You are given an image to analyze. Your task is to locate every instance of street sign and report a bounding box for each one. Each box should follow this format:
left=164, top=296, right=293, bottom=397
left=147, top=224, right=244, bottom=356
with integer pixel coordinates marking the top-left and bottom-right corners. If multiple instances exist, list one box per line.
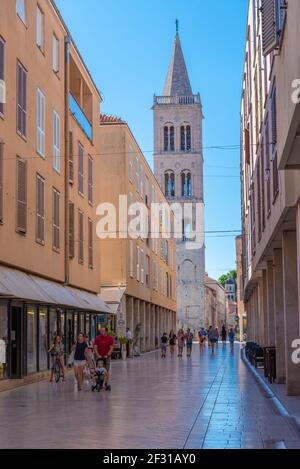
left=118, top=319, right=125, bottom=327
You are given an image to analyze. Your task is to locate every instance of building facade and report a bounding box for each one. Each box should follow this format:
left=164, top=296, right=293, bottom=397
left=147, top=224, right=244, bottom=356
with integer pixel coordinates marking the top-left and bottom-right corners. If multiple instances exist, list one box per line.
left=241, top=0, right=300, bottom=395
left=204, top=275, right=227, bottom=331
left=0, top=0, right=111, bottom=386
left=236, top=235, right=246, bottom=339
left=153, top=26, right=205, bottom=331
left=98, top=116, right=177, bottom=353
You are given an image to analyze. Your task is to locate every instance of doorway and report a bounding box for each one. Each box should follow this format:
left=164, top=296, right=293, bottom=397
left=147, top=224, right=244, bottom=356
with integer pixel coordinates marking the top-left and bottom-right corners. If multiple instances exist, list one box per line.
left=10, top=305, right=22, bottom=378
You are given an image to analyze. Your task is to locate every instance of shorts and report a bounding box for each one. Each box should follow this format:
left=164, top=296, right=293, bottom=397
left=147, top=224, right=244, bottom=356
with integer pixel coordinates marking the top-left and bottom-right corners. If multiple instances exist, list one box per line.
left=161, top=344, right=167, bottom=352
left=210, top=338, right=216, bottom=344
left=187, top=343, right=193, bottom=349
left=101, top=357, right=111, bottom=372
left=74, top=360, right=86, bottom=368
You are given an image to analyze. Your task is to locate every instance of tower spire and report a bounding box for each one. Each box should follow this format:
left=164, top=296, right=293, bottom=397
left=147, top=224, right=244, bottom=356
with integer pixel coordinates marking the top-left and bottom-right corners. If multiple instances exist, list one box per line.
left=163, top=23, right=193, bottom=97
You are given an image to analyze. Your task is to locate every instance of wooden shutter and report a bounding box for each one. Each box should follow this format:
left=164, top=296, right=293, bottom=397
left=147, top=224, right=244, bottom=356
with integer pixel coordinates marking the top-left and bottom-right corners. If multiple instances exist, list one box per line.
left=262, top=0, right=279, bottom=56
left=88, top=156, right=93, bottom=204
left=272, top=152, right=279, bottom=199
left=78, top=210, right=84, bottom=264
left=53, top=189, right=60, bottom=251
left=78, top=142, right=84, bottom=195
left=0, top=37, right=4, bottom=115
left=17, top=62, right=27, bottom=137
left=244, top=127, right=250, bottom=165
left=69, top=202, right=75, bottom=258
left=0, top=140, right=4, bottom=222
left=37, top=88, right=45, bottom=156
left=36, top=175, right=45, bottom=243
left=88, top=218, right=93, bottom=268
left=53, top=111, right=60, bottom=171
left=69, top=131, right=74, bottom=184
left=271, top=88, right=277, bottom=148
left=16, top=157, right=27, bottom=233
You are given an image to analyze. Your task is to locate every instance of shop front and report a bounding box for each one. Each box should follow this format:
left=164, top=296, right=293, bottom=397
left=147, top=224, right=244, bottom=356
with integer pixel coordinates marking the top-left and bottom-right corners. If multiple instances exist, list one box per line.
left=0, top=266, right=112, bottom=383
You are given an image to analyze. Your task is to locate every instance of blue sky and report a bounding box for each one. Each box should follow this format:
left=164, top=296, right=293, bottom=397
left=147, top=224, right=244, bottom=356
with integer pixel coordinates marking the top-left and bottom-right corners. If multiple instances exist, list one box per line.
left=56, top=0, right=248, bottom=279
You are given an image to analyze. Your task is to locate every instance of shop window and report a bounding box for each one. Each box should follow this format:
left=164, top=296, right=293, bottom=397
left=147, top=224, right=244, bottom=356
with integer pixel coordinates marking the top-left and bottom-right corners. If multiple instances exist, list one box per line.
left=0, top=302, right=8, bottom=380
left=39, top=307, right=48, bottom=371
left=49, top=308, right=58, bottom=343
left=27, top=307, right=37, bottom=374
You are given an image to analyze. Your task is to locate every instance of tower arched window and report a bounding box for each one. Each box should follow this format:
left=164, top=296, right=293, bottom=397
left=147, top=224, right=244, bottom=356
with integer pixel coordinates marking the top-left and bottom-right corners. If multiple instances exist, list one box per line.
left=181, top=170, right=192, bottom=197
left=165, top=170, right=175, bottom=197
left=163, top=125, right=175, bottom=152
left=180, top=125, right=192, bottom=151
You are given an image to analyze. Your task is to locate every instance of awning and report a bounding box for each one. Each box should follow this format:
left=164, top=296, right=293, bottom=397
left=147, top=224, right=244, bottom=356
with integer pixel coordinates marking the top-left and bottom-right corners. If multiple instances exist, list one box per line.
left=0, top=265, right=112, bottom=314
left=99, top=286, right=126, bottom=313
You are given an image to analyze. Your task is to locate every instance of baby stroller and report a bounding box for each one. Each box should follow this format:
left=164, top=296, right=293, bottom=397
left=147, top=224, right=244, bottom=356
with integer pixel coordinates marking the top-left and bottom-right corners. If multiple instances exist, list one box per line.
left=91, top=368, right=106, bottom=392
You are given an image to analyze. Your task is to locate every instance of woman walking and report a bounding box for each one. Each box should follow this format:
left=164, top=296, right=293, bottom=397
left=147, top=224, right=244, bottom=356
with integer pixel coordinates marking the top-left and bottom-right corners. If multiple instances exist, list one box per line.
left=169, top=330, right=177, bottom=355
left=48, top=335, right=65, bottom=382
left=177, top=329, right=185, bottom=357
left=221, top=325, right=227, bottom=345
left=208, top=327, right=217, bottom=354
left=73, top=332, right=88, bottom=391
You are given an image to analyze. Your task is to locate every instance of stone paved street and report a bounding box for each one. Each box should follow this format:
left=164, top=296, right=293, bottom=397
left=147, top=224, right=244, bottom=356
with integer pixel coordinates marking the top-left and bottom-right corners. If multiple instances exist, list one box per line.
left=0, top=343, right=300, bottom=449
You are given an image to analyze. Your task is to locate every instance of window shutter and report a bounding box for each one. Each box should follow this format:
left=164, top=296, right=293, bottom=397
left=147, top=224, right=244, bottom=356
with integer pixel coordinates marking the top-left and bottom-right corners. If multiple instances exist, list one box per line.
left=78, top=210, right=84, bottom=264
left=37, top=89, right=45, bottom=156
left=69, top=131, right=74, bottom=184
left=36, top=7, right=44, bottom=49
left=0, top=38, right=4, bottom=115
left=17, top=62, right=27, bottom=137
left=136, top=246, right=140, bottom=281
left=16, top=158, right=27, bottom=233
left=69, top=202, right=75, bottom=258
left=0, top=140, right=4, bottom=222
left=88, top=156, right=93, bottom=204
left=244, top=127, right=250, bottom=165
left=53, top=111, right=60, bottom=172
left=36, top=175, right=45, bottom=243
left=53, top=189, right=60, bottom=251
left=261, top=0, right=284, bottom=56
left=52, top=35, right=59, bottom=73
left=78, top=142, right=84, bottom=195
left=88, top=218, right=93, bottom=268
left=271, top=88, right=277, bottom=148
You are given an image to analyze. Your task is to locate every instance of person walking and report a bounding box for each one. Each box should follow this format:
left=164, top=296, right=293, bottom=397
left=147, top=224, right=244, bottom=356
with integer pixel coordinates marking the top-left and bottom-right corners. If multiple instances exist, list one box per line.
left=221, top=325, right=227, bottom=345
left=207, top=326, right=212, bottom=348
left=228, top=328, right=235, bottom=352
left=161, top=333, right=168, bottom=358
left=93, top=326, right=114, bottom=391
left=177, top=329, right=185, bottom=357
left=73, top=332, right=88, bottom=391
left=198, top=327, right=206, bottom=349
left=126, top=327, right=133, bottom=358
left=186, top=329, right=194, bottom=357
left=208, top=327, right=217, bottom=354
left=215, top=327, right=220, bottom=347
left=169, top=330, right=177, bottom=355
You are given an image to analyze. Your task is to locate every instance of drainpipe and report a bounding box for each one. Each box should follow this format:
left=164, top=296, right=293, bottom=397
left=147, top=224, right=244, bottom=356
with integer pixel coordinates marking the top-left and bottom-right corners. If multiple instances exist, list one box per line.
left=64, top=35, right=71, bottom=286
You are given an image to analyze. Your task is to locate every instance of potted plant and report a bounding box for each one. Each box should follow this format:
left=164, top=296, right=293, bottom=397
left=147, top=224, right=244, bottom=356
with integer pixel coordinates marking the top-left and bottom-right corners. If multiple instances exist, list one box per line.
left=119, top=336, right=128, bottom=360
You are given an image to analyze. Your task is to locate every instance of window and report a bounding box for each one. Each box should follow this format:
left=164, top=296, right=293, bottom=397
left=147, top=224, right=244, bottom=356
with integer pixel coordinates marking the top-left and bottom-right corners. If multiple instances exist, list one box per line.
left=69, top=202, right=75, bottom=258
left=0, top=37, right=4, bottom=116
left=272, top=152, right=279, bottom=200
left=181, top=171, right=192, bottom=197
left=153, top=261, right=158, bottom=290
left=164, top=125, right=175, bottom=152
left=136, top=245, right=140, bottom=281
left=129, top=146, right=133, bottom=182
left=78, top=142, right=84, bottom=195
left=261, top=0, right=287, bottom=56
left=129, top=240, right=133, bottom=277
left=135, top=157, right=139, bottom=192
left=180, top=126, right=185, bottom=151
left=0, top=140, right=3, bottom=222
left=164, top=170, right=175, bottom=197
left=53, top=110, right=60, bottom=172
left=36, top=6, right=44, bottom=51
left=52, top=35, right=59, bottom=73
left=186, top=126, right=191, bottom=150
left=16, top=0, right=26, bottom=24
left=88, top=156, right=93, bottom=204
left=52, top=188, right=60, bottom=251
left=181, top=125, right=192, bottom=151
left=145, top=176, right=150, bottom=207
left=170, top=126, right=175, bottom=151
left=88, top=218, right=93, bottom=268
left=164, top=126, right=169, bottom=151
left=36, top=174, right=45, bottom=244
left=69, top=131, right=74, bottom=184
left=78, top=210, right=84, bottom=264
left=260, top=141, right=266, bottom=231
left=140, top=164, right=143, bottom=198
left=140, top=248, right=144, bottom=284
left=265, top=119, right=271, bottom=215
left=38, top=307, right=48, bottom=371
left=16, top=157, right=27, bottom=233
left=27, top=307, right=37, bottom=374
left=146, top=255, right=150, bottom=287
left=17, top=61, right=27, bottom=138
left=36, top=88, right=45, bottom=157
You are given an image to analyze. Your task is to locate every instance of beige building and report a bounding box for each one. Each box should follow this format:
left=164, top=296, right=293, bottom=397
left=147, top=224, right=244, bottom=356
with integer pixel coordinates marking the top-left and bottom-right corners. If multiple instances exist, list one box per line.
left=204, top=274, right=227, bottom=331
left=241, top=0, right=300, bottom=395
left=0, top=0, right=110, bottom=386
left=98, top=115, right=177, bottom=352
left=235, top=235, right=246, bottom=339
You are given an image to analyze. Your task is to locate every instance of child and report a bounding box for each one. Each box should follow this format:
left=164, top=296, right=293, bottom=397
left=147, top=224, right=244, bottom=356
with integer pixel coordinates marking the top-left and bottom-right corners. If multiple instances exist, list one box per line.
left=228, top=328, right=235, bottom=351
left=92, top=358, right=108, bottom=392
left=186, top=330, right=194, bottom=357
left=161, top=333, right=168, bottom=358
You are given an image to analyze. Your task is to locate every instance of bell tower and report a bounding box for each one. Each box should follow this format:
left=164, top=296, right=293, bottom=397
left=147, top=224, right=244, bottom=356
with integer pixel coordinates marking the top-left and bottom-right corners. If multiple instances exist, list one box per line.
left=153, top=21, right=205, bottom=330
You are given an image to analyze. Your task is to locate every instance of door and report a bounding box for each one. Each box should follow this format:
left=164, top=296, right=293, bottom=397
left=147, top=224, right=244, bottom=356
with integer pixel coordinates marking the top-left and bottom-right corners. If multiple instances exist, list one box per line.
left=10, top=305, right=22, bottom=378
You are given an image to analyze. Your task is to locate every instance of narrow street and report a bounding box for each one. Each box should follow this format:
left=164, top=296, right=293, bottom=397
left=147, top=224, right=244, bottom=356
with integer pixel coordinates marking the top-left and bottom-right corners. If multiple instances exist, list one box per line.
left=0, top=344, right=299, bottom=449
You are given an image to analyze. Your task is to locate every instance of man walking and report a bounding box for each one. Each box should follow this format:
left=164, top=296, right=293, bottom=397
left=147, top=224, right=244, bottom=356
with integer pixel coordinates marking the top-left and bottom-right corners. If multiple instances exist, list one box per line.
left=94, top=327, right=114, bottom=391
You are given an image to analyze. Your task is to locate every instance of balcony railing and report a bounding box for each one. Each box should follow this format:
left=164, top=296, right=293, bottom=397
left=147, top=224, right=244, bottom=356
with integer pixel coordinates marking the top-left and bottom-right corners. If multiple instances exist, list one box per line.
left=153, top=94, right=200, bottom=106
left=69, top=93, right=92, bottom=141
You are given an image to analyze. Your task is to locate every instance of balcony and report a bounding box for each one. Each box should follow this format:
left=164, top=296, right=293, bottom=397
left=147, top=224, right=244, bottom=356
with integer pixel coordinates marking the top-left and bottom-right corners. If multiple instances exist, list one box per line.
left=69, top=93, right=92, bottom=141
left=153, top=94, right=200, bottom=106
